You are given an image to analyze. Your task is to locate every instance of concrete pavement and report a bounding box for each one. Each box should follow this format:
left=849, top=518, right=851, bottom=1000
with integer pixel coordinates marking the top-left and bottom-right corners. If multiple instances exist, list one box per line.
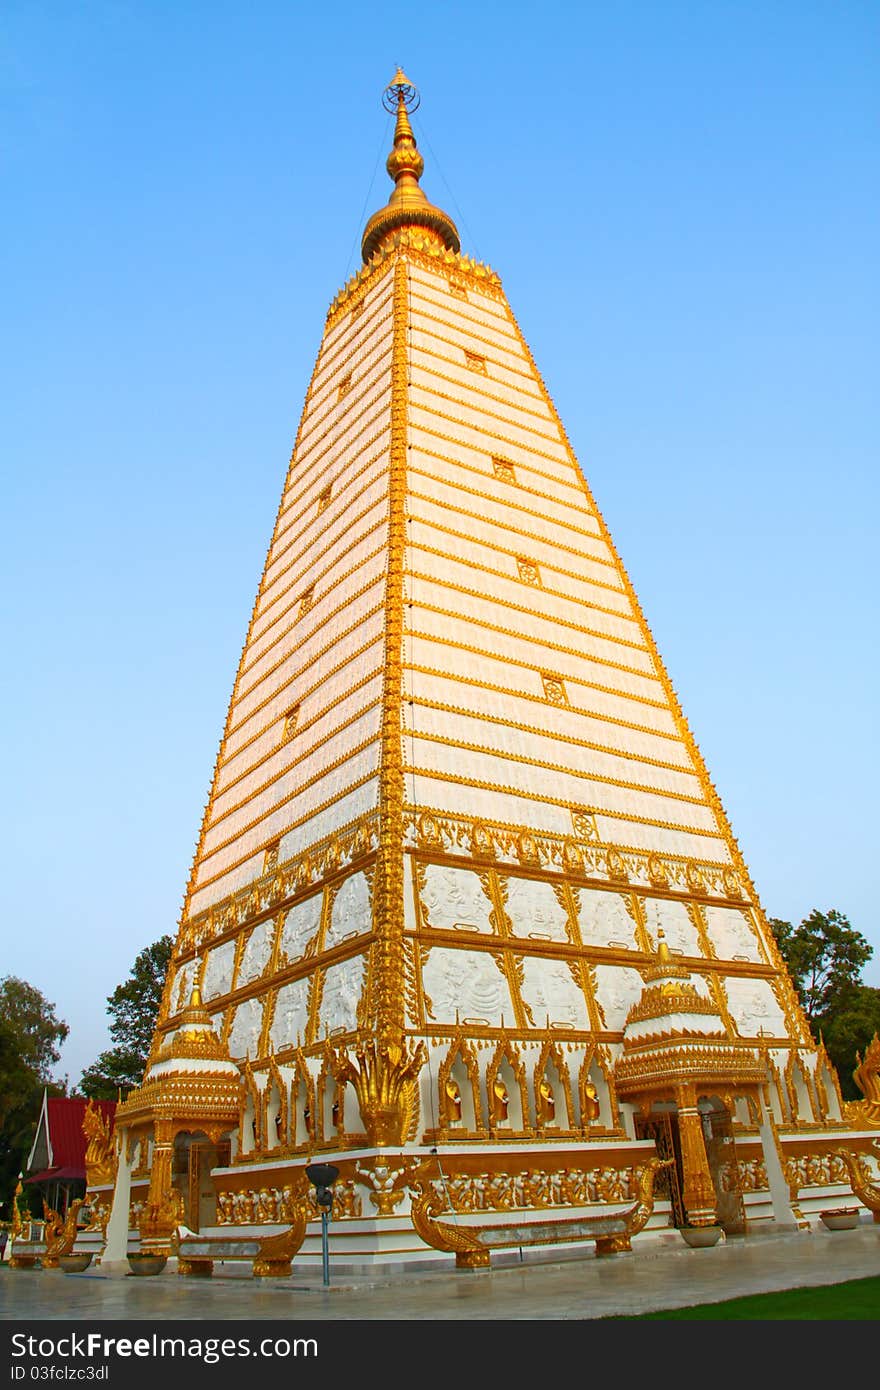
left=1, top=1224, right=878, bottom=1321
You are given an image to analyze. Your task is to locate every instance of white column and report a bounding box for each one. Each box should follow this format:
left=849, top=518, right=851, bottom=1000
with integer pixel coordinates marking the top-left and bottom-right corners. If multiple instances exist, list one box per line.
left=100, top=1128, right=134, bottom=1271
left=757, top=1095, right=801, bottom=1230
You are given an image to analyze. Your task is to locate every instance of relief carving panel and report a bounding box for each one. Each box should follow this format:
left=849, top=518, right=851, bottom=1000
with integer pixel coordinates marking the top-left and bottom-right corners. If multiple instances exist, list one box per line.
left=422, top=946, right=512, bottom=1026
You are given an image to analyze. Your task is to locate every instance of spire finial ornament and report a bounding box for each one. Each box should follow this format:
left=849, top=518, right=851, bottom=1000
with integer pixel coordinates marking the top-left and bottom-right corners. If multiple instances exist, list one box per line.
left=361, top=69, right=460, bottom=263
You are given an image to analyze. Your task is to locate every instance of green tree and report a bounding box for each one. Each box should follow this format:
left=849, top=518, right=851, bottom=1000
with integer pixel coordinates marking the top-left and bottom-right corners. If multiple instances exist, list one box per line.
left=0, top=977, right=69, bottom=1081
left=817, top=984, right=880, bottom=1102
left=78, top=936, right=173, bottom=1099
left=769, top=909, right=872, bottom=1022
left=0, top=978, right=69, bottom=1220
left=769, top=909, right=878, bottom=1100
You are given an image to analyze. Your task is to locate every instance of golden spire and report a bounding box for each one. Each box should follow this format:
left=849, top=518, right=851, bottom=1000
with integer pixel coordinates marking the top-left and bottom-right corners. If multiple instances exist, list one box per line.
left=361, top=69, right=460, bottom=263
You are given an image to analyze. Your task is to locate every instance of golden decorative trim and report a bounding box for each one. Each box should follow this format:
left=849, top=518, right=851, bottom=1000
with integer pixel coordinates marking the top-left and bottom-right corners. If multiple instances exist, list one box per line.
left=370, top=253, right=410, bottom=1047
left=225, top=626, right=383, bottom=752
left=410, top=421, right=592, bottom=503
left=183, top=805, right=378, bottom=928
left=215, top=683, right=381, bottom=811
left=406, top=1156, right=667, bottom=1268
left=200, top=733, right=378, bottom=857
left=412, top=378, right=562, bottom=449
left=255, top=514, right=387, bottom=650
left=406, top=729, right=705, bottom=809
left=407, top=565, right=646, bottom=653
left=259, top=481, right=388, bottom=625
left=408, top=513, right=625, bottom=596
left=209, top=698, right=381, bottom=831
left=402, top=766, right=722, bottom=842
left=408, top=603, right=656, bottom=684
left=271, top=435, right=391, bottom=559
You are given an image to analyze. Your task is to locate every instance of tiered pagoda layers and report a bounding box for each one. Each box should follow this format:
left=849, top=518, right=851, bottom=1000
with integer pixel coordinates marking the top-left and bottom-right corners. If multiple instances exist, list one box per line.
left=105, top=72, right=880, bottom=1268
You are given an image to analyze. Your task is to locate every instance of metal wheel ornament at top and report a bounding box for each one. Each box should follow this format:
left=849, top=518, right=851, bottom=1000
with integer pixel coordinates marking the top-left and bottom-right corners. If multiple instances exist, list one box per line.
left=382, top=68, right=420, bottom=113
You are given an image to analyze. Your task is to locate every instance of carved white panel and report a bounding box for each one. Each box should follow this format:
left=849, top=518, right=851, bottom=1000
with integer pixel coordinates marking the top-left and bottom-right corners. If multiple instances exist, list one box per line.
left=519, top=957, right=589, bottom=1029
left=421, top=947, right=512, bottom=1027
left=641, top=897, right=703, bottom=957
left=227, top=996, right=264, bottom=1060
left=201, top=940, right=237, bottom=1001
left=576, top=888, right=637, bottom=949
left=170, top=959, right=198, bottom=1013
left=592, top=965, right=645, bottom=1032
left=502, top=877, right=569, bottom=942
left=724, top=977, right=787, bottom=1037
left=269, top=979, right=311, bottom=1053
left=325, top=871, right=370, bottom=949
left=237, top=921, right=274, bottom=987
left=703, top=906, right=764, bottom=964
left=318, top=954, right=366, bottom=1037
left=280, top=893, right=323, bottom=964
left=418, top=864, right=494, bottom=934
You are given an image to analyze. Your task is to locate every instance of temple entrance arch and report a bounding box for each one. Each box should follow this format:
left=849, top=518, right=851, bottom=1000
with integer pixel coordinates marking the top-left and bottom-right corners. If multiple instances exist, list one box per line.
left=633, top=1109, right=686, bottom=1227
left=171, top=1131, right=232, bottom=1233
left=701, top=1096, right=746, bottom=1235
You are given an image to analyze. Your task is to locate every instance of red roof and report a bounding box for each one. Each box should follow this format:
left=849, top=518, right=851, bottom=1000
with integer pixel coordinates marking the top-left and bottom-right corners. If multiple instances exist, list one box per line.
left=25, top=1097, right=116, bottom=1184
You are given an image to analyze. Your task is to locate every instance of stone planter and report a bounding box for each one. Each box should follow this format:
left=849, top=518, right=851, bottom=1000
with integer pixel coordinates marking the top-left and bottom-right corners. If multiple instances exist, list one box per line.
left=820, top=1208, right=860, bottom=1231
left=127, top=1254, right=168, bottom=1276
left=59, top=1253, right=93, bottom=1273
left=680, top=1224, right=723, bottom=1248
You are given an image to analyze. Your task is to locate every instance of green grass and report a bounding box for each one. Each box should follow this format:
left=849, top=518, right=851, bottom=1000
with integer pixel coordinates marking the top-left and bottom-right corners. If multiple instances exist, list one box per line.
left=609, top=1274, right=880, bottom=1319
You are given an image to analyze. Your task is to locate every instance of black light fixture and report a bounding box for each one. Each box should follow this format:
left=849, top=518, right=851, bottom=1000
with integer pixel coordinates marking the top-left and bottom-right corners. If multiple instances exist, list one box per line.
left=305, top=1163, right=339, bottom=1285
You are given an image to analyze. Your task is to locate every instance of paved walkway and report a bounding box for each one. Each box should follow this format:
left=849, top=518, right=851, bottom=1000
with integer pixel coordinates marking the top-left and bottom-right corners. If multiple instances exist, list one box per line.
left=2, top=1225, right=878, bottom=1321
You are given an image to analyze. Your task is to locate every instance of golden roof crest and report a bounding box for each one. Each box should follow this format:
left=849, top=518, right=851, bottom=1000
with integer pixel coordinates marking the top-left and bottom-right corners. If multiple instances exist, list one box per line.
left=361, top=69, right=460, bottom=263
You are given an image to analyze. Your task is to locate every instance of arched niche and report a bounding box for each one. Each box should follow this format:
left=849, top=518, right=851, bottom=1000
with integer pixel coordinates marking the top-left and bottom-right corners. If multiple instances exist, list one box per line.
left=786, top=1053, right=818, bottom=1124
left=533, top=1042, right=575, bottom=1134
left=763, top=1053, right=788, bottom=1124
left=238, top=1061, right=261, bottom=1158
left=433, top=1036, right=485, bottom=1140
left=578, top=1048, right=617, bottom=1133
left=485, top=1040, right=530, bottom=1137
left=290, top=1050, right=316, bottom=1151
left=317, top=1050, right=342, bottom=1145
left=263, top=1057, right=287, bottom=1151
left=813, top=1047, right=843, bottom=1122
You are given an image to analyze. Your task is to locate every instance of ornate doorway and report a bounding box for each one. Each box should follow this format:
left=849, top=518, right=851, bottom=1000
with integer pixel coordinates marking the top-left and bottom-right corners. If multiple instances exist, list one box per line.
left=704, top=1106, right=746, bottom=1234
left=634, top=1112, right=686, bottom=1227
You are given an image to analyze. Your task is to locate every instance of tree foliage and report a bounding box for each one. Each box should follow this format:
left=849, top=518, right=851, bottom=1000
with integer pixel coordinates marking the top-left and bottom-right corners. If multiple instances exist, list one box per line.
left=0, top=978, right=69, bottom=1220
left=78, top=936, right=173, bottom=1099
left=769, top=909, right=879, bottom=1099
left=0, top=977, right=69, bottom=1083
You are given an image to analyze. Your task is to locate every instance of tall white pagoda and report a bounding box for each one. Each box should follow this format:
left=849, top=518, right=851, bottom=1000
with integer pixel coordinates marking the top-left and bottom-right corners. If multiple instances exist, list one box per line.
left=103, top=71, right=879, bottom=1270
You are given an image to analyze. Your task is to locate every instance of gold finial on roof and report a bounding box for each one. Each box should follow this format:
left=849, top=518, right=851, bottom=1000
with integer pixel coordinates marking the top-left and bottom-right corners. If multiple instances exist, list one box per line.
left=655, top=928, right=672, bottom=966
left=361, top=69, right=460, bottom=263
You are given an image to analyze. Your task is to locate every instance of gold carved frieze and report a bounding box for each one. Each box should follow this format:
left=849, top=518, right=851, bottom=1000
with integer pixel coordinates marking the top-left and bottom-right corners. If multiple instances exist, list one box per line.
left=216, top=1180, right=362, bottom=1225
left=783, top=1150, right=849, bottom=1193
left=405, top=808, right=744, bottom=909
left=174, top=811, right=381, bottom=979
left=407, top=1160, right=642, bottom=1216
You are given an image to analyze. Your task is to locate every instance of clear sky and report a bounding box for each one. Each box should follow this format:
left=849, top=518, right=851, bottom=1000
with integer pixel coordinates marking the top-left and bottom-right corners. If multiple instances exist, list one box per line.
left=2, top=1, right=877, bottom=1087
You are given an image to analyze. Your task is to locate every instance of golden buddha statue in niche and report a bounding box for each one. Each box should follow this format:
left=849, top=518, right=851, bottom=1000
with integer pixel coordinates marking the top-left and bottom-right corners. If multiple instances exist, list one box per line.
left=537, top=1078, right=556, bottom=1123
left=491, top=1076, right=510, bottom=1124
left=444, top=1076, right=463, bottom=1123
left=583, top=1080, right=600, bottom=1122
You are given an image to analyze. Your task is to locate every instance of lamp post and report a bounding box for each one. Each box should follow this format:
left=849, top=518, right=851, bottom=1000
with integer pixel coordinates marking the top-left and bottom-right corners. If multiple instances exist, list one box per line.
left=305, top=1163, right=339, bottom=1286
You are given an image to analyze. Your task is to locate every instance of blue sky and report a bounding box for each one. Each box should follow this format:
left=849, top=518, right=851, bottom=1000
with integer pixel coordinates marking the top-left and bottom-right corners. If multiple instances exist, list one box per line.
left=2, top=1, right=877, bottom=1086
